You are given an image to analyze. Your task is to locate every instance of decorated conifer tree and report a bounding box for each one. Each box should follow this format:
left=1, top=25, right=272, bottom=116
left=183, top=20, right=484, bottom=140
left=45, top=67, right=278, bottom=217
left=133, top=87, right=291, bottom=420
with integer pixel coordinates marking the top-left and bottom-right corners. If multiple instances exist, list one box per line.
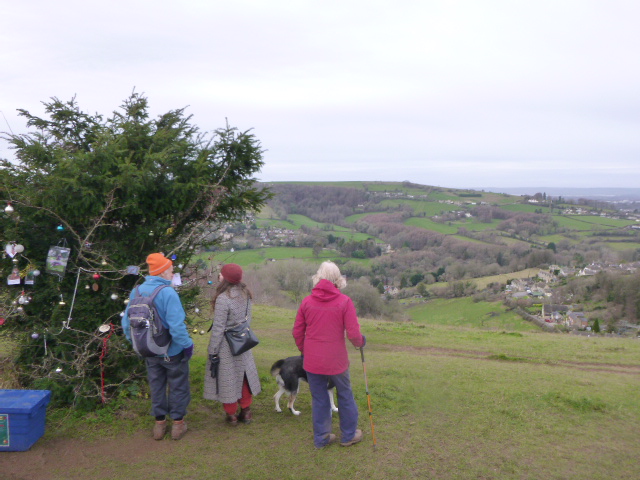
left=0, top=93, right=270, bottom=409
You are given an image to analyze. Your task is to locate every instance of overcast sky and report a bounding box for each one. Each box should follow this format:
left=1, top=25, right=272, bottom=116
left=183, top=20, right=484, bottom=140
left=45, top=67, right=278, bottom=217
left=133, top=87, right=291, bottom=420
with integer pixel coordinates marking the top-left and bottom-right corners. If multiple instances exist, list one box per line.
left=1, top=1, right=639, bottom=189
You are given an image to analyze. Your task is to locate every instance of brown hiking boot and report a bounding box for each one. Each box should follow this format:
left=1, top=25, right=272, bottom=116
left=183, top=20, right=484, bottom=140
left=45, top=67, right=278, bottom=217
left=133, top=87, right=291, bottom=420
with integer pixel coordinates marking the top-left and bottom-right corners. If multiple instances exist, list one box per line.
left=171, top=420, right=188, bottom=440
left=238, top=407, right=253, bottom=424
left=226, top=414, right=238, bottom=426
left=315, top=433, right=337, bottom=449
left=153, top=420, right=167, bottom=440
left=340, top=429, right=363, bottom=447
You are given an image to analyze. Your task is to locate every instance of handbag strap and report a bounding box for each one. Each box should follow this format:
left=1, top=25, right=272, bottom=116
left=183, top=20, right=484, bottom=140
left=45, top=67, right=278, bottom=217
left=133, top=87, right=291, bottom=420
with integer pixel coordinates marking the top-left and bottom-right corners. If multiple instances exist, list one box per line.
left=226, top=298, right=250, bottom=330
left=210, top=297, right=250, bottom=333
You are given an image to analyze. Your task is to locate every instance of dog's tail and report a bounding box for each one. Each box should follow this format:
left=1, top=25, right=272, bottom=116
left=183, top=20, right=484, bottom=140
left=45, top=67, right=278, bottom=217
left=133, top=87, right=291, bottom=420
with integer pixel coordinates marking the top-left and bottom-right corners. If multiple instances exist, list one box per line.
left=270, top=359, right=285, bottom=376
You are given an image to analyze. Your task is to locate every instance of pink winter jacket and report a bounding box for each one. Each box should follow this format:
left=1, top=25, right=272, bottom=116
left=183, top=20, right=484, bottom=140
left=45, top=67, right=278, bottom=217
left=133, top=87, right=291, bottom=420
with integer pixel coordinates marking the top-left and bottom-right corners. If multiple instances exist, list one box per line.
left=293, top=279, right=365, bottom=375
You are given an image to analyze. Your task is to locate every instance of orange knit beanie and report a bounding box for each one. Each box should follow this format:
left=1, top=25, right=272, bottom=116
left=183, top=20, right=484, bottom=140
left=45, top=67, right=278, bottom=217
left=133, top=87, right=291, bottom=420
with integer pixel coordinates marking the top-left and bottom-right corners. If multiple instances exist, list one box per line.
left=146, top=253, right=173, bottom=276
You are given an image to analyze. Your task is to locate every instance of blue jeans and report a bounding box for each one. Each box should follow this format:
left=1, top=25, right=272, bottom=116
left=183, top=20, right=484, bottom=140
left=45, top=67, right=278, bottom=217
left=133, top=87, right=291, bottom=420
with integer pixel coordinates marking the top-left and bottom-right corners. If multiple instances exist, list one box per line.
left=146, top=352, right=191, bottom=420
left=307, top=370, right=359, bottom=448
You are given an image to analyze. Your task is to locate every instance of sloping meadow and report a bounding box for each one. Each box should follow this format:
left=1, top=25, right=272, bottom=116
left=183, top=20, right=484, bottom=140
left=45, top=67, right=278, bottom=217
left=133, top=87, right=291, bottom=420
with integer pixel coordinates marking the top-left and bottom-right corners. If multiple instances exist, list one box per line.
left=4, top=305, right=640, bottom=479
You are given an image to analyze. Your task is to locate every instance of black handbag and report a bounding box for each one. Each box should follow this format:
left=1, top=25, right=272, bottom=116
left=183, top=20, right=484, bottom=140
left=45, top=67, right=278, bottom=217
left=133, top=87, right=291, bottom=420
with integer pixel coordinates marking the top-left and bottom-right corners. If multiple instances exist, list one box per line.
left=224, top=300, right=259, bottom=356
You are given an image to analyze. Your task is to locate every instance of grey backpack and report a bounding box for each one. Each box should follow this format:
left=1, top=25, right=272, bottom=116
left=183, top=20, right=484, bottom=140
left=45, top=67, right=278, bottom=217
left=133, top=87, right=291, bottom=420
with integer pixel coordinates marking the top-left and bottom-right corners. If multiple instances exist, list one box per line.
left=128, top=285, right=172, bottom=357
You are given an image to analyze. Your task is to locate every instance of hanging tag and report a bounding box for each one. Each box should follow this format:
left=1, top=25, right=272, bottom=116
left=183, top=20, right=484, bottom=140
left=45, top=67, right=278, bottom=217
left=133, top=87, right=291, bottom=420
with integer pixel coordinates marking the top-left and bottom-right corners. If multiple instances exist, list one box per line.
left=126, top=265, right=140, bottom=275
left=4, top=244, right=16, bottom=258
left=46, top=246, right=71, bottom=278
left=7, top=267, right=21, bottom=285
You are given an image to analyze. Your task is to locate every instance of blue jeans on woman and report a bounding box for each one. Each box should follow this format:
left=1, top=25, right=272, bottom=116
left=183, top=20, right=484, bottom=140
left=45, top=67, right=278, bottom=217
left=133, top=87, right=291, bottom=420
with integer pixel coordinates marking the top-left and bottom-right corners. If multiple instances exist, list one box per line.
left=307, top=369, right=359, bottom=448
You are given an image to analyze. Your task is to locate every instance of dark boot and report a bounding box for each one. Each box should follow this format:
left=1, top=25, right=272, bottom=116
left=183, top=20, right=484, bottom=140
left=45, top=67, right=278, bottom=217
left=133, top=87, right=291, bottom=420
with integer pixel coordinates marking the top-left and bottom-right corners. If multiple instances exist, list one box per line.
left=226, top=414, right=238, bottom=426
left=238, top=407, right=253, bottom=424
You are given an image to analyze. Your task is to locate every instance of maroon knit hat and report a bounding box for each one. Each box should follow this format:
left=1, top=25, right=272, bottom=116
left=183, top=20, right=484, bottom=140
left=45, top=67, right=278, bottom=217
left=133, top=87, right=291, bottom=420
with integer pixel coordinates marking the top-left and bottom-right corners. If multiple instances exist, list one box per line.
left=221, top=263, right=243, bottom=284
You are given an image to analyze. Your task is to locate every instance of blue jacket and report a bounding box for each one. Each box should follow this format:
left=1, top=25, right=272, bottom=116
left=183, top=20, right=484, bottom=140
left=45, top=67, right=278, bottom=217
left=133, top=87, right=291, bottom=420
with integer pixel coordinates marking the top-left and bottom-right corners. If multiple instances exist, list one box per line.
left=121, top=276, right=193, bottom=357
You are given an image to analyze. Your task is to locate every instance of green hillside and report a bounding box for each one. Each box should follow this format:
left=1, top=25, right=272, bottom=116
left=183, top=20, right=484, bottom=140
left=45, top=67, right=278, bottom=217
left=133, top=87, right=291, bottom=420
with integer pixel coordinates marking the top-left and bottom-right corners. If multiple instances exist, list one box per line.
left=5, top=305, right=640, bottom=479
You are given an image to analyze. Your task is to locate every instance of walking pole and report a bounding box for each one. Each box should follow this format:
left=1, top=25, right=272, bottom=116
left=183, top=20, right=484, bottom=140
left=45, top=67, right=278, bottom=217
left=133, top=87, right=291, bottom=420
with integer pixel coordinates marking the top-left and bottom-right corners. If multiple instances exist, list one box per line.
left=360, top=346, right=377, bottom=450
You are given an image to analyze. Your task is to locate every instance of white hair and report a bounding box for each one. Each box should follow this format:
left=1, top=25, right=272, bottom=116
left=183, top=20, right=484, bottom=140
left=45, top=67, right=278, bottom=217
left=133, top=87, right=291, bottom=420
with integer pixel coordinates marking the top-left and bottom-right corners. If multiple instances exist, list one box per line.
left=312, top=261, right=347, bottom=289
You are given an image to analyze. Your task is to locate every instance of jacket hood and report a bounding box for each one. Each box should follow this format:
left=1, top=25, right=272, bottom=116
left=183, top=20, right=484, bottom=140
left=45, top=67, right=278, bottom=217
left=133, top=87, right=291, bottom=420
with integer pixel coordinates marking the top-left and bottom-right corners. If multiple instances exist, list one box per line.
left=311, top=279, right=341, bottom=302
left=143, top=275, right=173, bottom=286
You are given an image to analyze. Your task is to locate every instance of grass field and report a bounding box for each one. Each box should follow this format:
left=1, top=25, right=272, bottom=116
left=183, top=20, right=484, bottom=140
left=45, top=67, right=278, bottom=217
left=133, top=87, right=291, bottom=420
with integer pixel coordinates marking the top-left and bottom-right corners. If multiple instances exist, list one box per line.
left=378, top=199, right=460, bottom=216
left=195, top=247, right=374, bottom=269
left=4, top=303, right=640, bottom=480
left=344, top=212, right=386, bottom=223
left=406, top=297, right=540, bottom=332
left=424, top=268, right=540, bottom=293
left=499, top=204, right=553, bottom=214
left=552, top=215, right=635, bottom=230
left=195, top=247, right=338, bottom=266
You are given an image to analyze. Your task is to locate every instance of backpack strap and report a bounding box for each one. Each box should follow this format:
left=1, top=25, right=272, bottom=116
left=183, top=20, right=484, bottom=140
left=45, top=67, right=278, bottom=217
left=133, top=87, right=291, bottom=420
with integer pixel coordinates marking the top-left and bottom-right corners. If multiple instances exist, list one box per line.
left=147, top=285, right=169, bottom=301
left=134, top=285, right=168, bottom=299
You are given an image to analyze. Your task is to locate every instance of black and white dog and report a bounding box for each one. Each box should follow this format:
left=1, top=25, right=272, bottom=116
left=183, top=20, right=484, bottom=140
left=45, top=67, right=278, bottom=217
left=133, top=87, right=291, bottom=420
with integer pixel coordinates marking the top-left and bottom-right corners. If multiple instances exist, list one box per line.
left=270, top=356, right=338, bottom=416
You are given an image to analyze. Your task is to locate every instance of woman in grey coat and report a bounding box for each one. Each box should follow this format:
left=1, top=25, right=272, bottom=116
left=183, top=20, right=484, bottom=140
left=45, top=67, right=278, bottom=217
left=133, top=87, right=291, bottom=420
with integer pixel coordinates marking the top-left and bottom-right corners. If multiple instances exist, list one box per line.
left=204, top=263, right=261, bottom=425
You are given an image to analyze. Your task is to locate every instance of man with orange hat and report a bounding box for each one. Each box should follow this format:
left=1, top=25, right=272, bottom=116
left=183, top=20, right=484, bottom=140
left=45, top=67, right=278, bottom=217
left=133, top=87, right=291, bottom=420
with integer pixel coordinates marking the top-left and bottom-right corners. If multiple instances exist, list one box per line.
left=122, top=253, right=194, bottom=441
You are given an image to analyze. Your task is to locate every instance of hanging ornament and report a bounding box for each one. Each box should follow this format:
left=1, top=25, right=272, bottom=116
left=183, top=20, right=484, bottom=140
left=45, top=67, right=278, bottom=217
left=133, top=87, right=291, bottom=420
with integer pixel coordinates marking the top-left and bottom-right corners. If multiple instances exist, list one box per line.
left=46, top=245, right=71, bottom=278
left=126, top=265, right=140, bottom=275
left=101, top=259, right=108, bottom=266
left=32, top=269, right=41, bottom=277
left=199, top=330, right=205, bottom=335
left=4, top=203, right=14, bottom=214
left=5, top=243, right=17, bottom=258
left=92, top=283, right=100, bottom=291
left=98, top=324, right=111, bottom=333
left=171, top=254, right=177, bottom=260
left=208, top=281, right=213, bottom=285
left=59, top=295, right=66, bottom=306
left=123, top=299, right=129, bottom=305
left=119, top=311, right=125, bottom=317
left=93, top=273, right=101, bottom=280
left=31, top=332, right=39, bottom=340
left=192, top=328, right=198, bottom=334
left=16, top=306, right=24, bottom=312
left=0, top=318, right=5, bottom=326
left=178, top=263, right=184, bottom=269
left=18, top=293, right=27, bottom=305
left=7, top=267, right=21, bottom=285
left=195, top=307, right=200, bottom=314
left=56, top=224, right=64, bottom=231
left=148, top=230, right=154, bottom=236
left=110, top=293, right=118, bottom=301
left=14, top=244, right=24, bottom=253
left=55, top=367, right=62, bottom=373
left=85, top=284, right=90, bottom=289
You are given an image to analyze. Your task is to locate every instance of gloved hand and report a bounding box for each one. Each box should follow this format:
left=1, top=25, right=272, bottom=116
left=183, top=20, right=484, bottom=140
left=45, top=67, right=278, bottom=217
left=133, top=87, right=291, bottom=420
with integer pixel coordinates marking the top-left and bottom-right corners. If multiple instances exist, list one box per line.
left=209, top=354, right=220, bottom=379
left=361, top=335, right=367, bottom=348
left=183, top=343, right=194, bottom=361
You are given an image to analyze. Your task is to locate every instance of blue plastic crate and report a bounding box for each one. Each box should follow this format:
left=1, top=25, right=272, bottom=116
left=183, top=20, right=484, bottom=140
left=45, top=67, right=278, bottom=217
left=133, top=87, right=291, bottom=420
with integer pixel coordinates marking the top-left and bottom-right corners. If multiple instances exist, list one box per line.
left=0, top=389, right=51, bottom=452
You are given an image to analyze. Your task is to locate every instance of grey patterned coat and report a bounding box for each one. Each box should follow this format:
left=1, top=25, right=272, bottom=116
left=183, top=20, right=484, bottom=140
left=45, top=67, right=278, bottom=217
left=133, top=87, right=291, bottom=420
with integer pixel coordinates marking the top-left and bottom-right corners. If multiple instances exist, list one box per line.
left=203, top=286, right=262, bottom=403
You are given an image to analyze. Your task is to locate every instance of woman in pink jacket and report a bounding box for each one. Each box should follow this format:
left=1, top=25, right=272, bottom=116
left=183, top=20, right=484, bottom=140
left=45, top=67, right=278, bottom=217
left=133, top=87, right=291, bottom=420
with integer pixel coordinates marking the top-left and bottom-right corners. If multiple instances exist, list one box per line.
left=292, top=261, right=366, bottom=449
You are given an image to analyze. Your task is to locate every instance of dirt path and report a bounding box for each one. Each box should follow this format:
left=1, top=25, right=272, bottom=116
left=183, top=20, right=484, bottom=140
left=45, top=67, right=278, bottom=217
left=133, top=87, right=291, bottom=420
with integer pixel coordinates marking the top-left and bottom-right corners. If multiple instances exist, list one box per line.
left=2, top=427, right=208, bottom=480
